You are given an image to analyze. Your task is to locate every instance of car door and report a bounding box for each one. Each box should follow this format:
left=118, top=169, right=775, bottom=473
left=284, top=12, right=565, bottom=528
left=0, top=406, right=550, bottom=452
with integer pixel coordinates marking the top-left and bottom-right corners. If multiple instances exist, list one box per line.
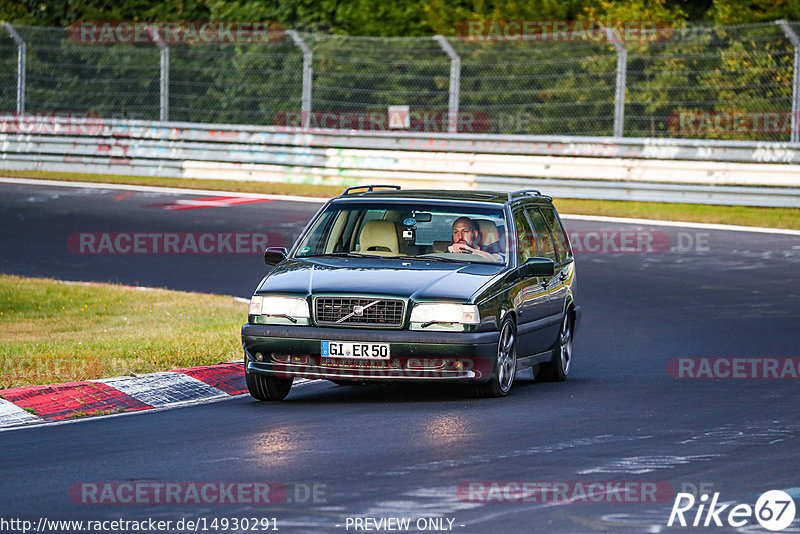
left=523, top=206, right=564, bottom=349
left=510, top=208, right=554, bottom=356
left=540, top=207, right=575, bottom=311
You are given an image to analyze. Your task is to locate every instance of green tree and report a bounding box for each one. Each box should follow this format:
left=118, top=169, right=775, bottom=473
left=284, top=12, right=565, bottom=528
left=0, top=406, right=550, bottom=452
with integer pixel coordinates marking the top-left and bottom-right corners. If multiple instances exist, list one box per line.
left=708, top=0, right=800, bottom=25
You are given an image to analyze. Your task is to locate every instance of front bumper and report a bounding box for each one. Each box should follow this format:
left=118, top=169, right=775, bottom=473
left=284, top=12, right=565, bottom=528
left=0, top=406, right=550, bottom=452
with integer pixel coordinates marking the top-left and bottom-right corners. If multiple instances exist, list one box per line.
left=241, top=324, right=499, bottom=382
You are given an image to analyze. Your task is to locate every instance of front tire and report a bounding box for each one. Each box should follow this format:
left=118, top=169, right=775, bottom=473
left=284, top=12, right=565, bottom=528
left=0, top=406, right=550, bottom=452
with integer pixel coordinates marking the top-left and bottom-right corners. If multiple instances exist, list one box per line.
left=246, top=370, right=293, bottom=401
left=474, top=317, right=517, bottom=397
left=536, top=311, right=572, bottom=382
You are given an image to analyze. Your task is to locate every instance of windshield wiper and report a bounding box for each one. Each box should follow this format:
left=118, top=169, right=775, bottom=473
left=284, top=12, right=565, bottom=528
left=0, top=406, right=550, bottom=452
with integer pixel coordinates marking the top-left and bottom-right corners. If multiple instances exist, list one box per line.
left=263, top=313, right=297, bottom=323
left=390, top=255, right=466, bottom=263
left=303, top=252, right=376, bottom=258
left=305, top=253, right=469, bottom=263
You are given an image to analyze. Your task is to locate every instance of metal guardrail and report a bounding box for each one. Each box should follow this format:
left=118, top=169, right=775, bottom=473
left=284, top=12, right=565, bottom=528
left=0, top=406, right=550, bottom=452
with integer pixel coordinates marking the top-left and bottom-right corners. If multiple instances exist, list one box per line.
left=1, top=117, right=799, bottom=207
left=5, top=117, right=799, bottom=161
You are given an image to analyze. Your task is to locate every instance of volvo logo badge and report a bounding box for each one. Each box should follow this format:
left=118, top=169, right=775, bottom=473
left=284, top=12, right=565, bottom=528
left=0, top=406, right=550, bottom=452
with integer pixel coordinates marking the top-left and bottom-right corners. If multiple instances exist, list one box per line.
left=336, top=300, right=380, bottom=323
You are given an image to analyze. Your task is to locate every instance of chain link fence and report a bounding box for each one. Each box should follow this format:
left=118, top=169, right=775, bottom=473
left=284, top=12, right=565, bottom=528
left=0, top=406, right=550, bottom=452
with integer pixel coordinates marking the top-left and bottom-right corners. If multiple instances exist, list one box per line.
left=1, top=22, right=798, bottom=141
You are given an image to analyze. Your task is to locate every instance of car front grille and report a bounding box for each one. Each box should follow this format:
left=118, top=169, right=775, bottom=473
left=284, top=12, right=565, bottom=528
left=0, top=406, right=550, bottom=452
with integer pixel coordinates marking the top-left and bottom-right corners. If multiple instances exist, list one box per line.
left=315, top=297, right=405, bottom=327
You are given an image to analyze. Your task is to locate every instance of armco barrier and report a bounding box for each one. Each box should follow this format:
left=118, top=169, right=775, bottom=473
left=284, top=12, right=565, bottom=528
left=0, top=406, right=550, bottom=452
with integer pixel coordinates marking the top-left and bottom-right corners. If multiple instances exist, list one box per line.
left=1, top=118, right=799, bottom=207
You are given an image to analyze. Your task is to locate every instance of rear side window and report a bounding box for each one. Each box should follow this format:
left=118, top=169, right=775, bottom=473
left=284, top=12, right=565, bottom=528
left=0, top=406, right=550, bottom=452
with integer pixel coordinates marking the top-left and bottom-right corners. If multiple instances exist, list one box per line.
left=513, top=209, right=537, bottom=264
left=524, top=208, right=557, bottom=262
left=540, top=207, right=572, bottom=262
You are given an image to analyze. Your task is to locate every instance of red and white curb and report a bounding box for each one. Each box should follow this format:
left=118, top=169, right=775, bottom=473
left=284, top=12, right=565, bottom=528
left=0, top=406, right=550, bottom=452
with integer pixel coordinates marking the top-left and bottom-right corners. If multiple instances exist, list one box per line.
left=0, top=363, right=312, bottom=430
left=0, top=282, right=290, bottom=430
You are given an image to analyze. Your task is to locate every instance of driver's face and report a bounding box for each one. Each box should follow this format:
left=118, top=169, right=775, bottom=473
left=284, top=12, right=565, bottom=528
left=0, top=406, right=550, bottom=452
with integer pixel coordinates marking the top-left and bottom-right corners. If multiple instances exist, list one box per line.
left=452, top=221, right=478, bottom=247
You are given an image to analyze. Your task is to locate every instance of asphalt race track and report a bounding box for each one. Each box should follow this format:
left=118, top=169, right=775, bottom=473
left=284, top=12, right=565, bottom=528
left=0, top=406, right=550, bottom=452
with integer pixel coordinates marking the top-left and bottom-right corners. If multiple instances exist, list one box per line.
left=1, top=181, right=799, bottom=533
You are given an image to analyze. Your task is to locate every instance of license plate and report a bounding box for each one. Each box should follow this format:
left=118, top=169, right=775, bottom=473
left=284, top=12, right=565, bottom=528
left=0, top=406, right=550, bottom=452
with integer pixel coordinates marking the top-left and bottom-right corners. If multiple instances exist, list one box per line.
left=321, top=341, right=390, bottom=359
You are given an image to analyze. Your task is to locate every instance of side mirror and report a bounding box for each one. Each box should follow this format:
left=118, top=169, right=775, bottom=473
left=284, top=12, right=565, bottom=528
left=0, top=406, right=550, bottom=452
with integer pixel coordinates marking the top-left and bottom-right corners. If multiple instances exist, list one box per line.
left=264, top=247, right=288, bottom=266
left=519, top=257, right=555, bottom=278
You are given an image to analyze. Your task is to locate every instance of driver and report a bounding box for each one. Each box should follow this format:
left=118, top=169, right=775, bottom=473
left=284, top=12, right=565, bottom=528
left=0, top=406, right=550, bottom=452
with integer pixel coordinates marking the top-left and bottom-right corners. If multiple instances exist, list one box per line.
left=447, top=217, right=502, bottom=261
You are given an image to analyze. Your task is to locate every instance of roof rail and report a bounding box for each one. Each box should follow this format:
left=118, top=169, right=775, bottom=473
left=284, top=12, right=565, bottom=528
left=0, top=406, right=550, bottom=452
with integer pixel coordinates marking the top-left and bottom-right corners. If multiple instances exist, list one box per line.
left=340, top=185, right=402, bottom=196
left=507, top=189, right=551, bottom=202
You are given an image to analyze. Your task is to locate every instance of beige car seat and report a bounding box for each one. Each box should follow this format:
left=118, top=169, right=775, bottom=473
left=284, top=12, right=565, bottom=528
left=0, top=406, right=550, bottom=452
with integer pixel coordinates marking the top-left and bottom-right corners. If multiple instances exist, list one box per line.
left=358, top=220, right=399, bottom=255
left=476, top=219, right=499, bottom=247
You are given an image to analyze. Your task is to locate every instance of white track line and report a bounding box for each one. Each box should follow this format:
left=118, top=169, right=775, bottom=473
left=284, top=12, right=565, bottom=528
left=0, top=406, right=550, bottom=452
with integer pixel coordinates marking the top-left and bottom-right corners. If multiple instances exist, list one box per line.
left=0, top=177, right=325, bottom=203
left=560, top=213, right=800, bottom=236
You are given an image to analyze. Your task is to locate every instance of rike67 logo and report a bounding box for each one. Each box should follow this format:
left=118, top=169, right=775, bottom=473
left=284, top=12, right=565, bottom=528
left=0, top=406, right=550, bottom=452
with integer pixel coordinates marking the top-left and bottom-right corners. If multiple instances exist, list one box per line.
left=668, top=490, right=796, bottom=531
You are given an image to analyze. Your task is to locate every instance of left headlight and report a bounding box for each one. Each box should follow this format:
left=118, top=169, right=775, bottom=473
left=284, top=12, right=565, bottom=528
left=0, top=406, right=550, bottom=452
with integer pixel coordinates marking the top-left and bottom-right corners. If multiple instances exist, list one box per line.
left=249, top=295, right=310, bottom=320
left=410, top=303, right=479, bottom=325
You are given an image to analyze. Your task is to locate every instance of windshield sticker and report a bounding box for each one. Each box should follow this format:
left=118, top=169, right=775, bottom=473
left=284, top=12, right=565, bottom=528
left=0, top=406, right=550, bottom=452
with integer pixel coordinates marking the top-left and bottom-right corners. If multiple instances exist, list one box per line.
left=403, top=218, right=417, bottom=227
left=298, top=246, right=311, bottom=255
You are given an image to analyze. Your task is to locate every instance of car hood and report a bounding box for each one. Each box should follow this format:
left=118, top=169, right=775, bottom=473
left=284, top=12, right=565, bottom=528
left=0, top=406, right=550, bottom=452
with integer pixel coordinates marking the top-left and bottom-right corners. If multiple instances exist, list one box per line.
left=257, top=257, right=503, bottom=302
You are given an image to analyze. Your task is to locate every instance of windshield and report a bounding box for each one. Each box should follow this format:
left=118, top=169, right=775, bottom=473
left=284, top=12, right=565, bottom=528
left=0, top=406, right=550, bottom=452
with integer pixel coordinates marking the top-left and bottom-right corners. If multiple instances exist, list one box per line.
left=294, top=202, right=509, bottom=264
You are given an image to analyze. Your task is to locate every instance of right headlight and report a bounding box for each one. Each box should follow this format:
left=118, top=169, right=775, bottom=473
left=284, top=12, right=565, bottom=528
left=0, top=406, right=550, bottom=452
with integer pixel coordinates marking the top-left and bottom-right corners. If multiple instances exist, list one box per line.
left=249, top=295, right=310, bottom=322
left=410, top=303, right=480, bottom=325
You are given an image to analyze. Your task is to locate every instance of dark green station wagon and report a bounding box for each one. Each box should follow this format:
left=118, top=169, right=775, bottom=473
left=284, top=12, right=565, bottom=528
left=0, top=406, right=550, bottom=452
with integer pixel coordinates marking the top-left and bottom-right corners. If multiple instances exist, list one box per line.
left=242, top=186, right=580, bottom=400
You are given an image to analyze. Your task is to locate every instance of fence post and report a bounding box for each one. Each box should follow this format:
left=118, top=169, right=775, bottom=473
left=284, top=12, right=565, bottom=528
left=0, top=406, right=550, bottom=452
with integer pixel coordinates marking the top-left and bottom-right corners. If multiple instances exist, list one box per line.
left=159, top=44, right=169, bottom=122
left=434, top=35, right=461, bottom=133
left=777, top=20, right=800, bottom=144
left=605, top=27, right=627, bottom=138
left=287, top=30, right=312, bottom=128
left=2, top=23, right=26, bottom=114
left=145, top=26, right=169, bottom=122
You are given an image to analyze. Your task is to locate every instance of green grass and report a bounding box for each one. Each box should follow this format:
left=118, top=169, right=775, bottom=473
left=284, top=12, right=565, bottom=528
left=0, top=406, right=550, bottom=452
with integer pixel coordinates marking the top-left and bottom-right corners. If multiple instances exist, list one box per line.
left=3, top=169, right=799, bottom=230
left=67, top=409, right=123, bottom=419
left=0, top=275, right=248, bottom=389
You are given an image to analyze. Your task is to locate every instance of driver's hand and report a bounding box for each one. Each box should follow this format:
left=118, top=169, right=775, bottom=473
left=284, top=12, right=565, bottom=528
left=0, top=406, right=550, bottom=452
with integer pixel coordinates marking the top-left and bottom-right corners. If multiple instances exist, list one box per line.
left=448, top=243, right=472, bottom=253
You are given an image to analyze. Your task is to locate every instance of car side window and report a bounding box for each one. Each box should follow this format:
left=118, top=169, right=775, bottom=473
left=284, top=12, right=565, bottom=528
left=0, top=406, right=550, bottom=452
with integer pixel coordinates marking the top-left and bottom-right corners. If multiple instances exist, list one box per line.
left=296, top=209, right=336, bottom=255
left=540, top=207, right=572, bottom=262
left=513, top=209, right=537, bottom=264
left=525, top=207, right=557, bottom=263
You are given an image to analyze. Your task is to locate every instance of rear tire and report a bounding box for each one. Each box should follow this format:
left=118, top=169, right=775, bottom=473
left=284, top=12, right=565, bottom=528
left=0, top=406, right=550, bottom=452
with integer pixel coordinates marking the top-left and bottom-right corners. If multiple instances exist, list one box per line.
left=246, top=371, right=293, bottom=401
left=474, top=317, right=517, bottom=398
left=536, top=311, right=572, bottom=382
